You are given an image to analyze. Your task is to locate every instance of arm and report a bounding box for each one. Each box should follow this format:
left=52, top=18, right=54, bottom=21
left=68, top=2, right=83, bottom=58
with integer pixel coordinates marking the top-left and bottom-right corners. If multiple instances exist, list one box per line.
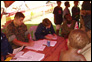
left=50, top=24, right=55, bottom=34
left=12, top=38, right=30, bottom=46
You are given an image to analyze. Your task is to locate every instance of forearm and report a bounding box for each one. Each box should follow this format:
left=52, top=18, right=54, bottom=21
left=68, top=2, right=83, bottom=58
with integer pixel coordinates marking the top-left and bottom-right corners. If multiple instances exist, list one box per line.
left=13, top=39, right=29, bottom=46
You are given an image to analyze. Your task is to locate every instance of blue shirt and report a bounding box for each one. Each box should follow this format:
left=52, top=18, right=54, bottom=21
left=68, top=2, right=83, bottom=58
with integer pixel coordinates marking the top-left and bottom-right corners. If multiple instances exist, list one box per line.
left=1, top=32, right=13, bottom=60
left=35, top=23, right=55, bottom=40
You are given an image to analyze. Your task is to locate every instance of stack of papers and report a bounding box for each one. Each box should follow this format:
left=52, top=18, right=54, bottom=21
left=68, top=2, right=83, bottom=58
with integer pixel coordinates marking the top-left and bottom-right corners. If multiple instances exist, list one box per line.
left=13, top=46, right=24, bottom=54
left=25, top=39, right=57, bottom=51
left=11, top=51, right=45, bottom=61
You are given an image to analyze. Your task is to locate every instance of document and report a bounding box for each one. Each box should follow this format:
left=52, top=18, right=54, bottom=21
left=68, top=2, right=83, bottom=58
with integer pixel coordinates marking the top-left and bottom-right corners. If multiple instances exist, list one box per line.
left=11, top=51, right=45, bottom=61
left=13, top=46, right=24, bottom=54
left=25, top=41, right=46, bottom=51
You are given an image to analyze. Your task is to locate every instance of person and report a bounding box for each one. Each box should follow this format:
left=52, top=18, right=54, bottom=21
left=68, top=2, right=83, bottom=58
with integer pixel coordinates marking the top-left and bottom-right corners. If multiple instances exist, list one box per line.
left=5, top=12, right=34, bottom=49
left=79, top=1, right=91, bottom=61
left=63, top=1, right=71, bottom=21
left=61, top=14, right=76, bottom=39
left=59, top=29, right=90, bottom=61
left=72, top=1, right=80, bottom=28
left=53, top=1, right=63, bottom=36
left=35, top=18, right=57, bottom=40
left=1, top=32, right=15, bottom=61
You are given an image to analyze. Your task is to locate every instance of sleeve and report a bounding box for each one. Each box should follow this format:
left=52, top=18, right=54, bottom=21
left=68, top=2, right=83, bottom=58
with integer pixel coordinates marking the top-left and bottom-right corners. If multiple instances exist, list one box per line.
left=50, top=24, right=55, bottom=34
left=53, top=7, right=56, bottom=14
left=35, top=24, right=45, bottom=40
left=8, top=35, right=16, bottom=42
left=5, top=24, right=17, bottom=42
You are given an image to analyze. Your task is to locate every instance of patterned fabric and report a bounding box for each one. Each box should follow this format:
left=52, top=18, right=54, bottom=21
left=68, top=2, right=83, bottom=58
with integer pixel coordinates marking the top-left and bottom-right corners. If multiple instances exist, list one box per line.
left=5, top=21, right=29, bottom=49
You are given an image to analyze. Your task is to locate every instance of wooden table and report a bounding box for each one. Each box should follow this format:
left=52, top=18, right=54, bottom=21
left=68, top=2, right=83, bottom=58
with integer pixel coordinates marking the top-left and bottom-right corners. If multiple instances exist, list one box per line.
left=22, top=36, right=68, bottom=61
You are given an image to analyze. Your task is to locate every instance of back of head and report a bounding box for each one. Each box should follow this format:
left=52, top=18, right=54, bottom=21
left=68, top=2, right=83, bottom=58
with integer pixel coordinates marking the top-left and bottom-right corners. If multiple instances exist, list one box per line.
left=42, top=18, right=51, bottom=27
left=14, top=12, right=25, bottom=19
left=68, top=29, right=89, bottom=49
left=65, top=1, right=69, bottom=6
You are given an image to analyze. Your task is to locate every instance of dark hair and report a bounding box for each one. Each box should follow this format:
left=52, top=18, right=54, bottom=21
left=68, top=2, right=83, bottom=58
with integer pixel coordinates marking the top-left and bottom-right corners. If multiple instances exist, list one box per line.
left=14, top=12, right=25, bottom=19
left=57, top=1, right=61, bottom=3
left=65, top=1, right=69, bottom=6
left=68, top=29, right=89, bottom=49
left=74, top=1, right=78, bottom=3
left=82, top=1, right=91, bottom=10
left=42, top=18, right=51, bottom=27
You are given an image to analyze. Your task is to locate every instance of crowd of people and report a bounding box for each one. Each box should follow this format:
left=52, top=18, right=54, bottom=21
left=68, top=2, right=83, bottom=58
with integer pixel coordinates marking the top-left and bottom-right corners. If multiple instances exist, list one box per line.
left=1, top=1, right=91, bottom=61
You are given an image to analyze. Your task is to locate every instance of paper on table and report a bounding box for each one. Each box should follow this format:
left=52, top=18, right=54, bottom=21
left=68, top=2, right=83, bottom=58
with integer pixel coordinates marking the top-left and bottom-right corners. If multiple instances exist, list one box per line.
left=43, top=40, right=57, bottom=47
left=11, top=51, right=45, bottom=61
left=13, top=46, right=24, bottom=54
left=25, top=41, right=46, bottom=51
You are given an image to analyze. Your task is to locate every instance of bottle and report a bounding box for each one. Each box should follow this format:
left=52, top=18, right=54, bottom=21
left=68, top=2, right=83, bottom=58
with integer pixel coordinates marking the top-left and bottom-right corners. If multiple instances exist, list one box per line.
left=47, top=40, right=50, bottom=47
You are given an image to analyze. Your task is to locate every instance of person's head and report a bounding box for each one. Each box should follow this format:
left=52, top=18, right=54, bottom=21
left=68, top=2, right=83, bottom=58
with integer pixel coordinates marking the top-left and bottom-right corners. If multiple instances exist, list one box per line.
left=64, top=14, right=72, bottom=24
left=57, top=1, right=61, bottom=7
left=65, top=1, right=70, bottom=7
left=74, top=1, right=79, bottom=7
left=68, top=29, right=90, bottom=49
left=14, top=12, right=25, bottom=26
left=42, top=18, right=51, bottom=28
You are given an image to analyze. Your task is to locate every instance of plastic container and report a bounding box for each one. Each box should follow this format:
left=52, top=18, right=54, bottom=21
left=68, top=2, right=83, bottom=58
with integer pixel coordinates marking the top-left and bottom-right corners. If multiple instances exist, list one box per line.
left=47, top=41, right=50, bottom=47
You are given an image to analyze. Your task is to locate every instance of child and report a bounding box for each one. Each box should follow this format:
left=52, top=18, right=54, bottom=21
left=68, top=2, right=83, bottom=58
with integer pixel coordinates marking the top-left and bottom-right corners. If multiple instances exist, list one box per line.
left=53, top=1, right=63, bottom=36
left=61, top=14, right=75, bottom=39
left=59, top=29, right=89, bottom=61
left=72, top=1, right=80, bottom=27
left=63, top=1, right=71, bottom=21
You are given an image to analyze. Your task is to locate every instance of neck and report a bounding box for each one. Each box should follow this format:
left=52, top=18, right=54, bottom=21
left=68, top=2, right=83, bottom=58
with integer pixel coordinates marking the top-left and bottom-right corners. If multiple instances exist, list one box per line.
left=68, top=46, right=78, bottom=54
left=13, top=21, right=18, bottom=27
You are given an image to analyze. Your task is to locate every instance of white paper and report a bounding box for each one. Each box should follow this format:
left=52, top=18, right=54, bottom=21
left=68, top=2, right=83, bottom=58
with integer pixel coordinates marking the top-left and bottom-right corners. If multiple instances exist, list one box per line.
left=25, top=40, right=46, bottom=51
left=11, top=51, right=45, bottom=61
left=43, top=40, right=57, bottom=47
left=13, top=46, right=24, bottom=54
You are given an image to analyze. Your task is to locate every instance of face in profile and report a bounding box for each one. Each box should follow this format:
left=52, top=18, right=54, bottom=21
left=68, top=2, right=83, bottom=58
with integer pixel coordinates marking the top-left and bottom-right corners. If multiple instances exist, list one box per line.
left=46, top=24, right=51, bottom=29
left=15, top=17, right=24, bottom=26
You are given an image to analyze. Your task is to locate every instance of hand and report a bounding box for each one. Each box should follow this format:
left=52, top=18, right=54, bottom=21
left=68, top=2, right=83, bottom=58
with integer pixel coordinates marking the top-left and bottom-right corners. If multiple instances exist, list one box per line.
left=45, top=35, right=53, bottom=40
left=28, top=40, right=35, bottom=46
left=6, top=54, right=15, bottom=58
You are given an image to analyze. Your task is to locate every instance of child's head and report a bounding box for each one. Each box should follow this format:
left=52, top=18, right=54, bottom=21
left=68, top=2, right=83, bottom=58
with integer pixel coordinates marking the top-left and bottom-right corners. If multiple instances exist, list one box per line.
left=57, top=1, right=61, bottom=7
left=64, top=1, right=70, bottom=7
left=74, top=1, right=79, bottom=7
left=68, top=29, right=89, bottom=49
left=64, top=14, right=72, bottom=24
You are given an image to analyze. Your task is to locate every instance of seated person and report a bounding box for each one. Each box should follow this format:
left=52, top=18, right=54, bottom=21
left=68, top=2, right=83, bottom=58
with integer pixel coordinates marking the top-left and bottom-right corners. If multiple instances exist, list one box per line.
left=35, top=18, right=57, bottom=40
left=1, top=32, right=15, bottom=61
left=61, top=14, right=76, bottom=39
left=59, top=29, right=90, bottom=61
left=5, top=12, right=34, bottom=49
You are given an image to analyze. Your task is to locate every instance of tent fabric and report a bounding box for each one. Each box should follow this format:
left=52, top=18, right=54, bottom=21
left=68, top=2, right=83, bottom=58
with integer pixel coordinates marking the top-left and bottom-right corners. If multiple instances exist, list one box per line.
left=4, top=1, right=15, bottom=8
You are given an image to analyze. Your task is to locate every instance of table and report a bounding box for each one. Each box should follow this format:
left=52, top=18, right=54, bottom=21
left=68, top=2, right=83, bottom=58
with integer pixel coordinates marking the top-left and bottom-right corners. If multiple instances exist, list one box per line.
left=22, top=36, right=68, bottom=61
